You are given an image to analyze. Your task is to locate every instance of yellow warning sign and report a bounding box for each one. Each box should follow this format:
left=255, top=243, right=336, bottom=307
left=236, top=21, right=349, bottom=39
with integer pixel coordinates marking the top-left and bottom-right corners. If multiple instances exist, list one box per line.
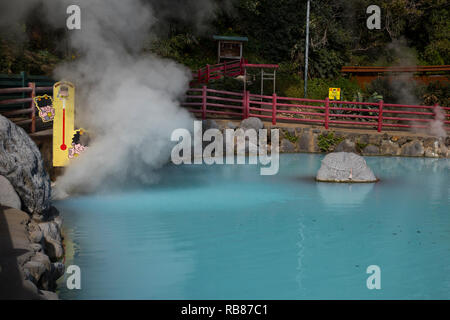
left=53, top=81, right=75, bottom=167
left=329, top=87, right=341, bottom=100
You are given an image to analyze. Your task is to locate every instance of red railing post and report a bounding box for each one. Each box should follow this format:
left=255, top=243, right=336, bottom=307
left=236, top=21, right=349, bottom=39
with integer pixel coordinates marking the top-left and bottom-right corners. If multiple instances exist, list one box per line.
left=240, top=58, right=245, bottom=75
left=324, top=97, right=329, bottom=129
left=433, top=103, right=440, bottom=121
left=202, top=85, right=207, bottom=120
left=272, top=93, right=277, bottom=125
left=378, top=100, right=384, bottom=132
left=246, top=91, right=250, bottom=119
left=242, top=90, right=249, bottom=119
left=29, top=82, right=36, bottom=133
left=206, top=64, right=210, bottom=83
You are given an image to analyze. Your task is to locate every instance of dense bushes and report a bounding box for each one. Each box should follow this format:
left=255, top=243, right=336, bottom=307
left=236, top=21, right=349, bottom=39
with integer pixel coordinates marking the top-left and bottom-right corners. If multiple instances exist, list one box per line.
left=366, top=77, right=450, bottom=107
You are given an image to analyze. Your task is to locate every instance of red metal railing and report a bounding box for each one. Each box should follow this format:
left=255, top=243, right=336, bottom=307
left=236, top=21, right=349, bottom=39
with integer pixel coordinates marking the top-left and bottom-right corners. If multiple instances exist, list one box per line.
left=192, top=59, right=281, bottom=84
left=0, top=83, right=53, bottom=133
left=193, top=58, right=247, bottom=83
left=183, top=86, right=450, bottom=133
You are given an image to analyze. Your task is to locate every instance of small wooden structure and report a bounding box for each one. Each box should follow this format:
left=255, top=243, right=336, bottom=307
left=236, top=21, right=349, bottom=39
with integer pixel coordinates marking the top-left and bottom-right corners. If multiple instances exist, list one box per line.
left=243, top=63, right=279, bottom=96
left=213, top=35, right=248, bottom=63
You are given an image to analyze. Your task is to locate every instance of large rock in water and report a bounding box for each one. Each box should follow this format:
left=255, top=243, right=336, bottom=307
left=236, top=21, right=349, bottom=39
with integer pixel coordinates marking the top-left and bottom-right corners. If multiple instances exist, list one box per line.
left=316, top=152, right=377, bottom=183
left=0, top=115, right=51, bottom=214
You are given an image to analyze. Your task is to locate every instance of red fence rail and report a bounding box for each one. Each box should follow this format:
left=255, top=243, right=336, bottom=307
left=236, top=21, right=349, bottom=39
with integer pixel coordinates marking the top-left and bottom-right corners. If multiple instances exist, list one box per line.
left=182, top=86, right=450, bottom=133
left=0, top=83, right=53, bottom=133
left=193, top=58, right=247, bottom=83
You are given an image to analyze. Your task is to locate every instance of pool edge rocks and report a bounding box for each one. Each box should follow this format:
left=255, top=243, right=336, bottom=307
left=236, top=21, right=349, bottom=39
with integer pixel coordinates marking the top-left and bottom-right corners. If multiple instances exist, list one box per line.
left=213, top=119, right=449, bottom=158
left=0, top=116, right=64, bottom=299
left=0, top=206, right=64, bottom=299
left=0, top=115, right=51, bottom=216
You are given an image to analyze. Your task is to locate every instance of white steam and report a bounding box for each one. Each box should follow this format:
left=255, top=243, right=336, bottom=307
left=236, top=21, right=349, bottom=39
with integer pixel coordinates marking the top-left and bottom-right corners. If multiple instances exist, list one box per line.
left=2, top=0, right=231, bottom=193
left=387, top=38, right=447, bottom=138
left=387, top=38, right=420, bottom=106
left=55, top=0, right=198, bottom=193
left=429, top=106, right=447, bottom=138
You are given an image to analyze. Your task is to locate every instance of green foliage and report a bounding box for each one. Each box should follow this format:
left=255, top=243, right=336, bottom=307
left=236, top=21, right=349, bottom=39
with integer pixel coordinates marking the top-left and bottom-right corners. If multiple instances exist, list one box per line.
left=317, top=132, right=344, bottom=152
left=149, top=34, right=217, bottom=70
left=0, top=40, right=15, bottom=74
left=365, top=78, right=399, bottom=103
left=0, top=39, right=61, bottom=75
left=1, top=0, right=448, bottom=83
left=356, top=140, right=369, bottom=152
left=282, top=76, right=361, bottom=100
left=421, top=81, right=450, bottom=107
left=284, top=131, right=298, bottom=143
left=364, top=77, right=449, bottom=107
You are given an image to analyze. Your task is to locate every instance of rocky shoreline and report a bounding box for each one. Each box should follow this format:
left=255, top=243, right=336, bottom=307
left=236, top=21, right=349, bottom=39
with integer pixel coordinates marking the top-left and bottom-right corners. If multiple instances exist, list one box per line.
left=211, top=118, right=449, bottom=158
left=0, top=115, right=64, bottom=299
left=0, top=206, right=64, bottom=299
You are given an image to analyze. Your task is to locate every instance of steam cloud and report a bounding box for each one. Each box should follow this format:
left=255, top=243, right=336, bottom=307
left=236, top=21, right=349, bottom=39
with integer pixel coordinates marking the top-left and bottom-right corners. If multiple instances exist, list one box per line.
left=0, top=0, right=227, bottom=193
left=387, top=38, right=447, bottom=138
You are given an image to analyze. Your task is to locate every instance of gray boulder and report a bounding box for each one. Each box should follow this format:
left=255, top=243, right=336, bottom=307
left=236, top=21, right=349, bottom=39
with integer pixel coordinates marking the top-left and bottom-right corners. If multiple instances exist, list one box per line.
left=39, top=290, right=59, bottom=300
left=400, top=141, right=425, bottom=157
left=280, top=139, right=296, bottom=153
left=202, top=119, right=219, bottom=132
left=30, top=230, right=44, bottom=244
left=316, top=152, right=377, bottom=183
left=334, top=139, right=357, bottom=153
left=23, top=260, right=48, bottom=283
left=0, top=115, right=51, bottom=215
left=362, top=145, right=380, bottom=156
left=226, top=121, right=237, bottom=129
left=380, top=140, right=400, bottom=156
left=240, top=117, right=264, bottom=131
left=38, top=221, right=63, bottom=260
left=0, top=175, right=21, bottom=209
left=297, top=132, right=312, bottom=152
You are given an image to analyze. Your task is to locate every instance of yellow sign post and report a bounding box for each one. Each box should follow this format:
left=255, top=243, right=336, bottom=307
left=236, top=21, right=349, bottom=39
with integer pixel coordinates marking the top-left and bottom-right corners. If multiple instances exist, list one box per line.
left=53, top=81, right=75, bottom=167
left=329, top=87, right=341, bottom=100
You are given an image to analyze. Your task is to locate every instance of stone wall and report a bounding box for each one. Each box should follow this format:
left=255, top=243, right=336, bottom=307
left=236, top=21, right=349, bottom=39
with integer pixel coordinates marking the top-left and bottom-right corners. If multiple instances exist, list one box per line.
left=214, top=119, right=449, bottom=158
left=276, top=126, right=448, bottom=158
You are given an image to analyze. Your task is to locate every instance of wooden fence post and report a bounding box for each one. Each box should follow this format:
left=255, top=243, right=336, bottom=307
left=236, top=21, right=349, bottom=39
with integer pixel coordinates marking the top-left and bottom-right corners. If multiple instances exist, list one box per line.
left=29, top=82, right=36, bottom=133
left=206, top=65, right=210, bottom=83
left=378, top=100, right=384, bottom=132
left=272, top=93, right=277, bottom=125
left=324, top=97, right=330, bottom=129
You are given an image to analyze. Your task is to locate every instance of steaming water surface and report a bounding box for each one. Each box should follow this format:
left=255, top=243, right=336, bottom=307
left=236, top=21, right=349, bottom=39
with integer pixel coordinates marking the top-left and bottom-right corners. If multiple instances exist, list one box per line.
left=57, top=154, right=450, bottom=299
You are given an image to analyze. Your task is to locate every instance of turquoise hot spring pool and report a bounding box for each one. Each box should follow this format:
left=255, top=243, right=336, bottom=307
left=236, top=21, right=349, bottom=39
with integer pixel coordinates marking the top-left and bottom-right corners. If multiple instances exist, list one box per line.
left=56, top=154, right=450, bottom=299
